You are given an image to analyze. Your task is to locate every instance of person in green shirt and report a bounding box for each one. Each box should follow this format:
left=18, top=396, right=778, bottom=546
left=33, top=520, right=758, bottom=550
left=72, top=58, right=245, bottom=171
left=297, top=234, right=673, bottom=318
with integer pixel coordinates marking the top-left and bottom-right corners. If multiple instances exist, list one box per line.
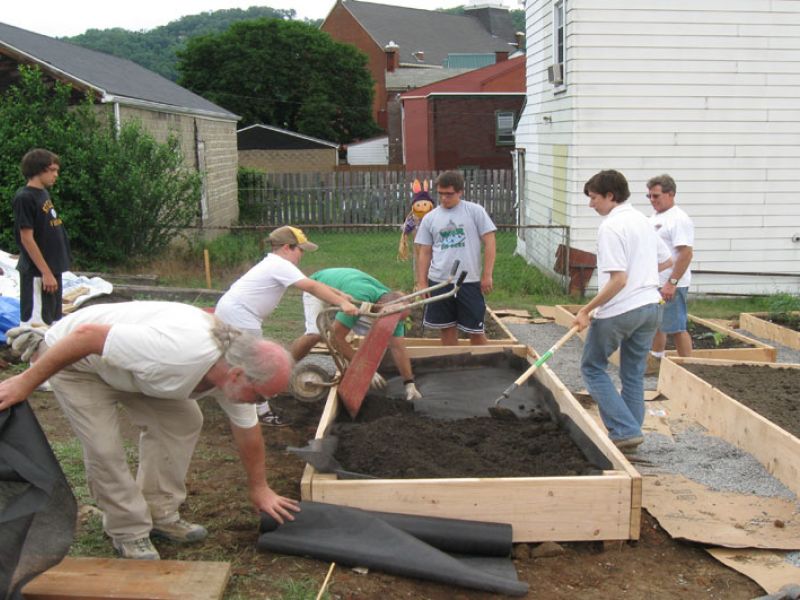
left=290, top=268, right=421, bottom=402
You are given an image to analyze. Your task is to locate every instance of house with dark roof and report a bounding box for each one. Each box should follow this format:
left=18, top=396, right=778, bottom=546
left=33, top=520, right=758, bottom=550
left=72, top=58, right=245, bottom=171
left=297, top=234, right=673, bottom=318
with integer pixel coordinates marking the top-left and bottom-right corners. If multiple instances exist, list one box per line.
left=321, top=0, right=521, bottom=140
left=0, top=21, right=240, bottom=231
left=238, top=125, right=339, bottom=172
left=400, top=55, right=525, bottom=171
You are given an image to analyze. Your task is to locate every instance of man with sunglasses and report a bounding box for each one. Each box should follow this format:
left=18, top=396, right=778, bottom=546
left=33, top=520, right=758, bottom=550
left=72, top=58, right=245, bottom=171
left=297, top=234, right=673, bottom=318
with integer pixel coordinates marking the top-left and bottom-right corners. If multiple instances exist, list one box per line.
left=215, top=226, right=357, bottom=425
left=646, top=174, right=694, bottom=358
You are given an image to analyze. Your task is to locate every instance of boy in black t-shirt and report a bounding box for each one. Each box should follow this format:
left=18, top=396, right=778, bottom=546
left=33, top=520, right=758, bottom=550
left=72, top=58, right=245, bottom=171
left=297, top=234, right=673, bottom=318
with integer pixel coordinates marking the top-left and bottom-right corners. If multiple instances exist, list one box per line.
left=12, top=149, right=71, bottom=325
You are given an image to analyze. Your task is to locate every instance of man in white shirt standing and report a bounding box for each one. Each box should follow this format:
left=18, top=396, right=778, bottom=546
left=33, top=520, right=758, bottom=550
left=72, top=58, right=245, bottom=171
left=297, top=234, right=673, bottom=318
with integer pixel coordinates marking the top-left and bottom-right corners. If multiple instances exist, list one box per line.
left=215, top=226, right=357, bottom=426
left=573, top=170, right=671, bottom=452
left=647, top=174, right=694, bottom=358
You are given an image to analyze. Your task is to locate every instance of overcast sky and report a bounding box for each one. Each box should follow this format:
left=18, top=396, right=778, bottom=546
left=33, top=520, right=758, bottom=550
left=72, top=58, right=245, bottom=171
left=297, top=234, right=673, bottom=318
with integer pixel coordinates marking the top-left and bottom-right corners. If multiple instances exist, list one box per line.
left=3, top=0, right=517, bottom=38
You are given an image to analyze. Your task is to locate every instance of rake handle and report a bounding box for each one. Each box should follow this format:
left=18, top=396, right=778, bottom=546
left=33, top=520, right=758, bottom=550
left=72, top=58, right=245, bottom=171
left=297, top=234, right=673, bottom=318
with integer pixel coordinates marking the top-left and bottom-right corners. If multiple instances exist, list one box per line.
left=498, top=324, right=581, bottom=400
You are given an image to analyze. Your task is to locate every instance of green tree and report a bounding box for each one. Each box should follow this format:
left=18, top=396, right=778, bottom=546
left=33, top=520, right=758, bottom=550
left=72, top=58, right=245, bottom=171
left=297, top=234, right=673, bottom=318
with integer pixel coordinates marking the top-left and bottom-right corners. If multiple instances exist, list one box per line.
left=178, top=19, right=379, bottom=143
left=66, top=6, right=298, bottom=81
left=0, top=66, right=201, bottom=267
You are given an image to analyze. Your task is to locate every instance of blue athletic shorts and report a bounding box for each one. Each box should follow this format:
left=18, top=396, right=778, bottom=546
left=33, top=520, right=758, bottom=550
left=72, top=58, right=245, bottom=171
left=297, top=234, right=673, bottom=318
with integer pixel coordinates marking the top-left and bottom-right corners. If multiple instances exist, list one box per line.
left=422, top=280, right=486, bottom=334
left=660, top=286, right=689, bottom=334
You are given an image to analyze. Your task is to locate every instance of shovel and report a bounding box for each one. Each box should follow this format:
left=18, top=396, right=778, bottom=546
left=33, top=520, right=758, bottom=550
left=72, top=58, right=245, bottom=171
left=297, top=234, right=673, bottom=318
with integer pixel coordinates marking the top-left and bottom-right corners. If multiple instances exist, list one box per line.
left=489, top=323, right=582, bottom=420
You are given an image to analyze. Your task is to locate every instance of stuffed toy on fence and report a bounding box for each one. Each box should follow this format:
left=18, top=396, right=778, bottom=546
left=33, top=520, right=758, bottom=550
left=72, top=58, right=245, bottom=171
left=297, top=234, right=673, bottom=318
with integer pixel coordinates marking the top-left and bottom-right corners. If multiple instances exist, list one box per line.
left=397, top=179, right=434, bottom=262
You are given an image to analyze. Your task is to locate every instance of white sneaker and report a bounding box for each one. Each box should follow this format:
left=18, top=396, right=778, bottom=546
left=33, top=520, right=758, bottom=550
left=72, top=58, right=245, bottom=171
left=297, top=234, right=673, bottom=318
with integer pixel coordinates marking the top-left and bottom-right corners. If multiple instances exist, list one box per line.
left=36, top=380, right=52, bottom=392
left=113, top=536, right=160, bottom=560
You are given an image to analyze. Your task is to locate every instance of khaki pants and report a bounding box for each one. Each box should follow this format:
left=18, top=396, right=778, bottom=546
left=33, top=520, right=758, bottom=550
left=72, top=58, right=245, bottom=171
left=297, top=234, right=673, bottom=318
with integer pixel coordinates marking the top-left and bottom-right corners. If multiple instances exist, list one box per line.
left=50, top=367, right=203, bottom=542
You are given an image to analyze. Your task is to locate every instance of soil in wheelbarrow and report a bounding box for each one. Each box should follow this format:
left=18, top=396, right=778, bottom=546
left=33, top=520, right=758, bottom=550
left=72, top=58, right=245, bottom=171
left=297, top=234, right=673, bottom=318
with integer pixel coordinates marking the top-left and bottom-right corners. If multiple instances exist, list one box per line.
left=666, top=320, right=750, bottom=350
left=332, top=397, right=598, bottom=478
left=683, top=363, right=800, bottom=438
left=404, top=305, right=510, bottom=340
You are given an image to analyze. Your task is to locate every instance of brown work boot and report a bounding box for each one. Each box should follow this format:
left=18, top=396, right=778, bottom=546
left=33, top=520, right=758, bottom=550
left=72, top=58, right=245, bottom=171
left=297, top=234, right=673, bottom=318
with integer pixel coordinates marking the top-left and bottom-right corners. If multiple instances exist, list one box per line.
left=151, top=518, right=208, bottom=543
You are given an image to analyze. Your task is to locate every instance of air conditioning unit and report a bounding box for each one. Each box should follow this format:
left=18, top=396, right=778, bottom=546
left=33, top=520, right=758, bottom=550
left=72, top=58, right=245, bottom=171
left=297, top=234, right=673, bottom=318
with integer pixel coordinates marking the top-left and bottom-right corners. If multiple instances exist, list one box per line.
left=547, top=63, right=563, bottom=84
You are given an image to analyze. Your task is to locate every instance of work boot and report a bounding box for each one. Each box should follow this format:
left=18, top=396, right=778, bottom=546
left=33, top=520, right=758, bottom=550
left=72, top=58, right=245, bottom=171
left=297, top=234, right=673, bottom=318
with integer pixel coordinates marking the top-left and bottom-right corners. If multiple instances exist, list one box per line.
left=613, top=436, right=644, bottom=452
left=151, top=518, right=208, bottom=543
left=113, top=536, right=160, bottom=560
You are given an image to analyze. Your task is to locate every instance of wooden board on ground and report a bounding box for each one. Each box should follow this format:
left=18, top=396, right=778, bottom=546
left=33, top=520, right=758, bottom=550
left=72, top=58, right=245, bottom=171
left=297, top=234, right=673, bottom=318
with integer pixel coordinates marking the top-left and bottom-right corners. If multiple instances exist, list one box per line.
left=657, top=357, right=800, bottom=497
left=23, top=557, right=230, bottom=600
left=740, top=312, right=800, bottom=350
left=551, top=305, right=777, bottom=371
left=535, top=305, right=558, bottom=319
left=301, top=345, right=641, bottom=543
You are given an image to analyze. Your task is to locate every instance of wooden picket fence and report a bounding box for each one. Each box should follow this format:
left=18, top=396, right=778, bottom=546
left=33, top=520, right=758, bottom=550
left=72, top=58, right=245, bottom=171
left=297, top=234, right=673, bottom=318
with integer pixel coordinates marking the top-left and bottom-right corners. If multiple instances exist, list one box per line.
left=238, top=169, right=516, bottom=226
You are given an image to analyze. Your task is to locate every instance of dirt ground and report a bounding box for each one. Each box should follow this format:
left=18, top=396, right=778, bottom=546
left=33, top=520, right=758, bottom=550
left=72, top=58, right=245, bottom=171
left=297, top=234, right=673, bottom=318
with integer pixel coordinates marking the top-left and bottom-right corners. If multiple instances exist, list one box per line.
left=683, top=363, right=800, bottom=438
left=24, top=384, right=766, bottom=600
left=766, top=314, right=800, bottom=332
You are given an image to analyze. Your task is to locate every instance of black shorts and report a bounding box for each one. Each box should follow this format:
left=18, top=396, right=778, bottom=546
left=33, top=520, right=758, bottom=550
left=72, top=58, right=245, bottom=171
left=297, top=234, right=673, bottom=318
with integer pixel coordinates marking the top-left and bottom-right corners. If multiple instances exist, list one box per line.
left=422, top=280, right=485, bottom=334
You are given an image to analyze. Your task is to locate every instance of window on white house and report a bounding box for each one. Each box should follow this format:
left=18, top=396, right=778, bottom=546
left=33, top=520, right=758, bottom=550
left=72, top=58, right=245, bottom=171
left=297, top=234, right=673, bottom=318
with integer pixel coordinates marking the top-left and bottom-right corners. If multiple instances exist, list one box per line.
left=551, top=0, right=565, bottom=86
left=496, top=111, right=515, bottom=146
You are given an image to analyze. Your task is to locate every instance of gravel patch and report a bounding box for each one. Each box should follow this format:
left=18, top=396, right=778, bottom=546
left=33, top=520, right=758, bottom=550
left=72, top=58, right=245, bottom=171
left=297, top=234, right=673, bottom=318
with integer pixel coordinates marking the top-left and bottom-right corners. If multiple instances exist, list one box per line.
left=735, top=328, right=800, bottom=364
left=637, top=427, right=797, bottom=500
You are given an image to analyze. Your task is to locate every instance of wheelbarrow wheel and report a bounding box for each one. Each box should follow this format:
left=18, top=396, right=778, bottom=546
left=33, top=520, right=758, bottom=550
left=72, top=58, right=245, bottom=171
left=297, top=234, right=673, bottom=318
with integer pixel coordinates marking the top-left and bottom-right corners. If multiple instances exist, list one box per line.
left=290, top=364, right=333, bottom=403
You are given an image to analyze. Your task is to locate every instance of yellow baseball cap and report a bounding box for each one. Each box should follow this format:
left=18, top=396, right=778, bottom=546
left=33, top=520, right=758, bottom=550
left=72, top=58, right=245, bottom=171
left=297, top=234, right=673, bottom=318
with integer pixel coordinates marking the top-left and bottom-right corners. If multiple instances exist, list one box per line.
left=268, top=226, right=318, bottom=251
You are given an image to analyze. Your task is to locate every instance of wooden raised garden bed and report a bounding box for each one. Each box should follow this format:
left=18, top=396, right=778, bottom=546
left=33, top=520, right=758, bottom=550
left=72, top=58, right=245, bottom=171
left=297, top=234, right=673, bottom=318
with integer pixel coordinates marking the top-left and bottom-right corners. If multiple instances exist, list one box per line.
left=657, top=357, right=800, bottom=497
left=549, top=305, right=776, bottom=366
left=740, top=312, right=800, bottom=351
left=300, top=346, right=641, bottom=543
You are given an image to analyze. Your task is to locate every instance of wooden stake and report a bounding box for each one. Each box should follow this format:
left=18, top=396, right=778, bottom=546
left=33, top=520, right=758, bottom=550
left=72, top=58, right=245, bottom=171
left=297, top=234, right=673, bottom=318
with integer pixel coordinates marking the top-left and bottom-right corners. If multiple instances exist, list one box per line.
left=203, top=248, right=212, bottom=289
left=315, top=562, right=336, bottom=600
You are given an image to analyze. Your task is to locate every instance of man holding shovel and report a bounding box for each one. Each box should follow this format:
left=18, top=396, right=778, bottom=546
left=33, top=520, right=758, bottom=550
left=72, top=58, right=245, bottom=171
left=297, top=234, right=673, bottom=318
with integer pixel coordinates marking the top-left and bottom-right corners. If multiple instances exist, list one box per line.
left=573, top=170, right=671, bottom=452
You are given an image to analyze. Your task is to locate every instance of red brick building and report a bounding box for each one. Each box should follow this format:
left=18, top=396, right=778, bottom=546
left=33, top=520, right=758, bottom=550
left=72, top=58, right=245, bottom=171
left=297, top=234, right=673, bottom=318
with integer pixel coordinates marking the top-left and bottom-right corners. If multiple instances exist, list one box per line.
left=400, top=55, right=525, bottom=171
left=321, top=0, right=518, bottom=132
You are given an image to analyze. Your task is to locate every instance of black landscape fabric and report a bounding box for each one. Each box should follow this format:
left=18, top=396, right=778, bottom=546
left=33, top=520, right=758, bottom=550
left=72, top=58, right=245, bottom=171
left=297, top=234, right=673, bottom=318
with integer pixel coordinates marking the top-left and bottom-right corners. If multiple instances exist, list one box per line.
left=0, top=402, right=76, bottom=600
left=257, top=501, right=528, bottom=596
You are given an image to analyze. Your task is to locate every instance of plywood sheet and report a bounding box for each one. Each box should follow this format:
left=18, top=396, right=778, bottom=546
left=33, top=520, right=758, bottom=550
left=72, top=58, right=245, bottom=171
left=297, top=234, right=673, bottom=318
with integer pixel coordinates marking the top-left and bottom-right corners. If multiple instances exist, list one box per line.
left=23, top=557, right=230, bottom=600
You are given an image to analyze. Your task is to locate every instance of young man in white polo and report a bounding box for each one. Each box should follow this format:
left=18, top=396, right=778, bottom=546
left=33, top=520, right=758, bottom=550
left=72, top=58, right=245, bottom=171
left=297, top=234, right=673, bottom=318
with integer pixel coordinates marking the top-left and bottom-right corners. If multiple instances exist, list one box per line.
left=573, top=170, right=671, bottom=452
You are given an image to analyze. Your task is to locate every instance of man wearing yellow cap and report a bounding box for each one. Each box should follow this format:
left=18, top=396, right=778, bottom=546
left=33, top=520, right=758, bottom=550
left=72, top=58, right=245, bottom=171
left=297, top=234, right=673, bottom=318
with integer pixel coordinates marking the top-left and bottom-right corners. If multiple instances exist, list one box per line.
left=216, top=226, right=357, bottom=425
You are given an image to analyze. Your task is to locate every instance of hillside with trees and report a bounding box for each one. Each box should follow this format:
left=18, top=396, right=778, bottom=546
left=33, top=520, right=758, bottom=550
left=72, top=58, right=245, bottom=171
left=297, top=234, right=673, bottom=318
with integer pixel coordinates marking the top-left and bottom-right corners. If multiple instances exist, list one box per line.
left=64, top=7, right=308, bottom=81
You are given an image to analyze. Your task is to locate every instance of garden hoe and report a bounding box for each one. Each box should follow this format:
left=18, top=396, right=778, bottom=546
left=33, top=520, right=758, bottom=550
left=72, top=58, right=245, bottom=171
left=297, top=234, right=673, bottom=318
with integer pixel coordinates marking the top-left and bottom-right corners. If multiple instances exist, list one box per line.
left=489, top=323, right=583, bottom=420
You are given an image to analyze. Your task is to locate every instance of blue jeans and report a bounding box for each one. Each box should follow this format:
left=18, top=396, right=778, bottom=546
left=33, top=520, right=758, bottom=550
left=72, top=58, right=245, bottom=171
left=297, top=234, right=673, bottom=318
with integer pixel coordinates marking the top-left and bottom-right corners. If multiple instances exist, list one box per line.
left=581, top=303, right=662, bottom=441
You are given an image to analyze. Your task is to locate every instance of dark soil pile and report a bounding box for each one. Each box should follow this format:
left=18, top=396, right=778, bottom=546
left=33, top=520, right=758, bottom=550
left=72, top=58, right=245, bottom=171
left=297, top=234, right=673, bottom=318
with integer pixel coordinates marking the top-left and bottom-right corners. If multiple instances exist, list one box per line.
left=332, top=397, right=597, bottom=479
left=404, top=305, right=510, bottom=339
left=767, top=313, right=800, bottom=332
left=683, top=363, right=800, bottom=437
left=666, top=321, right=749, bottom=350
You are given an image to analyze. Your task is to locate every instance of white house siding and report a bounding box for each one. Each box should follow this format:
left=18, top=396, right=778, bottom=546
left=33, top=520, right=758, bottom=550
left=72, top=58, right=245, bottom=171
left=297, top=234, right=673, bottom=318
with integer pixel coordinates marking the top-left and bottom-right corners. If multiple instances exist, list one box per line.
left=348, top=136, right=390, bottom=165
left=516, top=0, right=800, bottom=295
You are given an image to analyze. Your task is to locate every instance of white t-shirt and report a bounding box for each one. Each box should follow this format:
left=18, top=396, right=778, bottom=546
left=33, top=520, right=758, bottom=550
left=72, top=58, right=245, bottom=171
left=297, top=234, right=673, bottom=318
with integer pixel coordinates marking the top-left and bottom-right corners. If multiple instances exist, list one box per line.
left=414, top=200, right=496, bottom=283
left=650, top=205, right=694, bottom=287
left=45, top=301, right=257, bottom=428
left=595, top=203, right=671, bottom=320
left=215, top=253, right=305, bottom=330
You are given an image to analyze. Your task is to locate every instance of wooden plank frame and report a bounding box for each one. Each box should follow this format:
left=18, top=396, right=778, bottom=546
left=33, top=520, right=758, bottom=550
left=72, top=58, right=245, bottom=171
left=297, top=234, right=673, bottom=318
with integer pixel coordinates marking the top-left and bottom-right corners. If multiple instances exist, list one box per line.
left=300, top=345, right=641, bottom=543
left=550, top=305, right=776, bottom=365
left=740, top=312, right=800, bottom=350
left=657, top=357, right=800, bottom=497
